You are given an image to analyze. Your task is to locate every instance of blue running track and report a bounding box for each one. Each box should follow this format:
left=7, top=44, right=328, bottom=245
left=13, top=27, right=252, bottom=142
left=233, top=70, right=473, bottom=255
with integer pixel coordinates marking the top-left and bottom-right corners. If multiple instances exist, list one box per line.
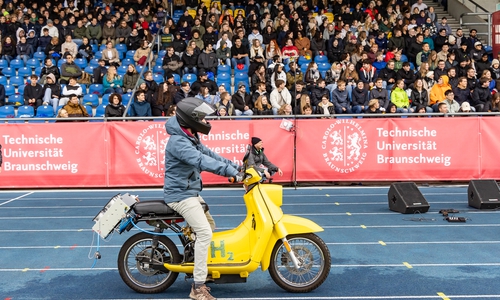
left=1, top=186, right=500, bottom=300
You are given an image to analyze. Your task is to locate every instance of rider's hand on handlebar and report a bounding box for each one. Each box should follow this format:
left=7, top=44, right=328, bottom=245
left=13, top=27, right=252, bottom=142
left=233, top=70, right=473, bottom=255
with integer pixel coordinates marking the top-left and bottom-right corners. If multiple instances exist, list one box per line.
left=264, top=170, right=271, bottom=179
left=228, top=172, right=245, bottom=183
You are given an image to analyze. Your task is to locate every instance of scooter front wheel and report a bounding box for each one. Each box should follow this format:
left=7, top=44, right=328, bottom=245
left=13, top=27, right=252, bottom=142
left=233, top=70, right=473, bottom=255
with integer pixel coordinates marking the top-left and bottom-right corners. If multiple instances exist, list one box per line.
left=269, top=233, right=331, bottom=293
left=118, top=232, right=181, bottom=293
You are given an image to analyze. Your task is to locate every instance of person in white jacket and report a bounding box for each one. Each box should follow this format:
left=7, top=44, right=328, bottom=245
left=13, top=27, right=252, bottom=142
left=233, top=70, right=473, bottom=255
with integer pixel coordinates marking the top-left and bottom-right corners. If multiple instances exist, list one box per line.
left=269, top=79, right=292, bottom=115
left=41, top=19, right=59, bottom=38
left=59, top=77, right=83, bottom=106
left=60, top=35, right=78, bottom=58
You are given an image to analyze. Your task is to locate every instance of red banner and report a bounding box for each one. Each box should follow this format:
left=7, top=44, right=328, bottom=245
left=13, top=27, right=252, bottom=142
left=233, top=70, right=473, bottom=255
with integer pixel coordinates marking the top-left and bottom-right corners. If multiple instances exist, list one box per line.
left=0, top=117, right=499, bottom=188
left=477, top=117, right=500, bottom=179
left=295, top=118, right=481, bottom=181
left=107, top=120, right=295, bottom=187
left=0, top=123, right=107, bottom=188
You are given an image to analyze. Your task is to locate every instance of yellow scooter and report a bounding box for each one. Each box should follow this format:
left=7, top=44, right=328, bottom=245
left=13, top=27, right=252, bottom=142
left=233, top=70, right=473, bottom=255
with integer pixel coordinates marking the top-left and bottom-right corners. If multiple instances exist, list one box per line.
left=114, top=167, right=331, bottom=294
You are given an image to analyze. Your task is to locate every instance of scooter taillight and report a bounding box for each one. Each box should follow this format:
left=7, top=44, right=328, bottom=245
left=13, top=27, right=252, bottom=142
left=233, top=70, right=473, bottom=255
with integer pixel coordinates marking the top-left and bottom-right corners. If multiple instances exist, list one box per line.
left=164, top=218, right=185, bottom=224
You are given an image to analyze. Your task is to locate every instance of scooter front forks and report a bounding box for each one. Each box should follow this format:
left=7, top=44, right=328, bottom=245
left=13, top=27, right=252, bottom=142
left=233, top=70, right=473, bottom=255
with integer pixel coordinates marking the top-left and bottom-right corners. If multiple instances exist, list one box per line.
left=281, top=237, right=301, bottom=270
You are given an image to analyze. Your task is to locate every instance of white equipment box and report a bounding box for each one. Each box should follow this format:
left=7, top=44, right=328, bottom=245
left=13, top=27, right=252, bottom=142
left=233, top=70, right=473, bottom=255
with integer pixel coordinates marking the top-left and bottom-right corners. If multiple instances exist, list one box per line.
left=92, top=193, right=138, bottom=239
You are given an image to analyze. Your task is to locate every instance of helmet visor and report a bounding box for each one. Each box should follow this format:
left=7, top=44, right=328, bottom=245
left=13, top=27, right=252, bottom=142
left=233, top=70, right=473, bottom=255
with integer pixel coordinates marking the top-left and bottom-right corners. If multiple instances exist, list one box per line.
left=191, top=102, right=215, bottom=121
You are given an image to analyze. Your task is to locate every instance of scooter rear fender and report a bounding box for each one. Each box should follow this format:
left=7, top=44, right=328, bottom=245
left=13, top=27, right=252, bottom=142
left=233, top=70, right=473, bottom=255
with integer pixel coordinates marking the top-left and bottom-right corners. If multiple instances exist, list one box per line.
left=260, top=214, right=324, bottom=271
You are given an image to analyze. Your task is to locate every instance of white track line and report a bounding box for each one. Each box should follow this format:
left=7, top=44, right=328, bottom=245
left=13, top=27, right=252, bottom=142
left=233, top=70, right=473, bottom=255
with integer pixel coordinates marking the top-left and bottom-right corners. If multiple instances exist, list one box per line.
left=0, top=192, right=34, bottom=207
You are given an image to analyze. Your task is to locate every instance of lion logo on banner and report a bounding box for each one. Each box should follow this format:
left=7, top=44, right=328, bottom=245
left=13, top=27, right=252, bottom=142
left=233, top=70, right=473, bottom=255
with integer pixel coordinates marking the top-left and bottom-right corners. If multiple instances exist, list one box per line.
left=322, top=120, right=368, bottom=173
left=134, top=124, right=169, bottom=178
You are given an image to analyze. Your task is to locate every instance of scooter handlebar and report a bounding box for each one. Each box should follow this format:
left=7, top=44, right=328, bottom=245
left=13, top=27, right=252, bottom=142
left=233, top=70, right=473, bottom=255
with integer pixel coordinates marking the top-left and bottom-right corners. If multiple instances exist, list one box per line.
left=228, top=172, right=245, bottom=183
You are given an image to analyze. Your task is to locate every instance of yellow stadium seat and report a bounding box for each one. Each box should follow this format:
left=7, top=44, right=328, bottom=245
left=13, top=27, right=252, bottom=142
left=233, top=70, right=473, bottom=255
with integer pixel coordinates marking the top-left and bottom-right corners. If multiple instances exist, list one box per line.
left=225, top=9, right=233, bottom=16
left=324, top=13, right=334, bottom=23
left=188, top=9, right=196, bottom=18
left=234, top=9, right=245, bottom=17
left=312, top=13, right=318, bottom=17
left=202, top=0, right=211, bottom=7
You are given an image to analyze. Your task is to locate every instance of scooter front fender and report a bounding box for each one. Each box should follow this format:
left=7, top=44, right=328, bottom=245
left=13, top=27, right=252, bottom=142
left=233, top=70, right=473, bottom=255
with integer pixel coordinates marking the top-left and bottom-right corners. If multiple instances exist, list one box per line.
left=260, top=214, right=324, bottom=271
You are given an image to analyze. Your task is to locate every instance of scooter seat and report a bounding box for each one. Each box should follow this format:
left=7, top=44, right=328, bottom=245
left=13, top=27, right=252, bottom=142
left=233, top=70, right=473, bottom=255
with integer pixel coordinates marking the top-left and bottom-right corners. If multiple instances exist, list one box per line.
left=133, top=200, right=210, bottom=216
left=133, top=200, right=177, bottom=216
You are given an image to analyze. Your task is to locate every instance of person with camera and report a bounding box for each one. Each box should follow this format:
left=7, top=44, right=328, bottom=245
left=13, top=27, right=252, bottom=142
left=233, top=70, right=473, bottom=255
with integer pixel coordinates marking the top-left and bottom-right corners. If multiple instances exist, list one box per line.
left=245, top=137, right=283, bottom=179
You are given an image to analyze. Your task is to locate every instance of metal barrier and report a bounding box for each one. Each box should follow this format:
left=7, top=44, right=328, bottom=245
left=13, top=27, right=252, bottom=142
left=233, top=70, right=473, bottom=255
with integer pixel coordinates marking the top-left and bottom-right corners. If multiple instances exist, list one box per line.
left=460, top=12, right=492, bottom=46
left=2, top=112, right=500, bottom=123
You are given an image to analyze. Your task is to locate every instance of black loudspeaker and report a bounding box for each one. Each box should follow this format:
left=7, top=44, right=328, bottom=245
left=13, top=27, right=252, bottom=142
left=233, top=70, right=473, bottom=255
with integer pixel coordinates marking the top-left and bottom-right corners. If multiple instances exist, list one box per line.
left=468, top=180, right=500, bottom=209
left=388, top=182, right=430, bottom=214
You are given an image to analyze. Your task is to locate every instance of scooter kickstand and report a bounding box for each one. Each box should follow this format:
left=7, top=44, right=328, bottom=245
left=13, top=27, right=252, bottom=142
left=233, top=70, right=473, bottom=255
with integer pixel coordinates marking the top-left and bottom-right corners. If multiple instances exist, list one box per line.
left=282, top=237, right=301, bottom=270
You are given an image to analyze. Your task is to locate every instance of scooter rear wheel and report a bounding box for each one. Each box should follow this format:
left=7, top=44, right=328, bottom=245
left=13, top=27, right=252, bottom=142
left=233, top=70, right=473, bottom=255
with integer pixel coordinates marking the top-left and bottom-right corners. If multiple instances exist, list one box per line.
left=118, top=232, right=181, bottom=293
left=269, top=233, right=331, bottom=293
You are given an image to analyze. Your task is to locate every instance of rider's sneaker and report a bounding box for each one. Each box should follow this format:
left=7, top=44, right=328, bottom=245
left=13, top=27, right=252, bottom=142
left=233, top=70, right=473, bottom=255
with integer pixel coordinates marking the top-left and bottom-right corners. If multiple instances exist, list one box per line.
left=189, top=284, right=217, bottom=300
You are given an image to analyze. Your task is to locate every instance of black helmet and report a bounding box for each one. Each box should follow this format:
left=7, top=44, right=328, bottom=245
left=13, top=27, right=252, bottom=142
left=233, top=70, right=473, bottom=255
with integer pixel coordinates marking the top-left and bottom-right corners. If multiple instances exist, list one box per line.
left=176, top=97, right=215, bottom=135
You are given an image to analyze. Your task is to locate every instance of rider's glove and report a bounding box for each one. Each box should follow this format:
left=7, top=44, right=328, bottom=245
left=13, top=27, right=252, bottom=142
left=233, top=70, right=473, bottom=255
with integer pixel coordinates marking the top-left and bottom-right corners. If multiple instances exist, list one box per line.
left=228, top=172, right=245, bottom=183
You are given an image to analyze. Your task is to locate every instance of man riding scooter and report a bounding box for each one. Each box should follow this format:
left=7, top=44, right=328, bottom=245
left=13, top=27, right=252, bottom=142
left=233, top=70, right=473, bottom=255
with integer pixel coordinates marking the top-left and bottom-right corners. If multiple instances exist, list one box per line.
left=163, top=97, right=243, bottom=300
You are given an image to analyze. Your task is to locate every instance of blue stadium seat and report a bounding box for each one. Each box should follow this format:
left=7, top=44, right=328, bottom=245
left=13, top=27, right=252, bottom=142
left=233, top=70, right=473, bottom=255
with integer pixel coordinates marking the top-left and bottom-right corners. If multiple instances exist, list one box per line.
left=75, top=58, right=88, bottom=69
left=89, top=84, right=104, bottom=96
left=121, top=58, right=134, bottom=66
left=126, top=50, right=136, bottom=59
left=95, top=51, right=103, bottom=59
left=300, top=63, right=309, bottom=74
left=83, top=94, right=99, bottom=107
left=117, top=65, right=128, bottom=76
left=401, top=55, right=408, bottom=63
left=34, top=67, right=42, bottom=76
left=0, top=59, right=7, bottom=69
left=2, top=67, right=16, bottom=77
left=153, top=74, right=164, bottom=84
left=80, top=84, right=88, bottom=95
left=0, top=105, right=15, bottom=119
left=182, top=73, right=197, bottom=85
left=216, top=72, right=231, bottom=84
left=90, top=59, right=100, bottom=68
left=27, top=59, right=40, bottom=69
left=158, top=50, right=167, bottom=57
left=99, top=44, right=107, bottom=51
left=0, top=76, right=7, bottom=85
left=17, top=84, right=25, bottom=95
left=10, top=76, right=25, bottom=86
left=122, top=93, right=133, bottom=105
left=91, top=44, right=98, bottom=53
left=173, top=73, right=181, bottom=84
left=57, top=59, right=67, bottom=67
left=4, top=84, right=15, bottom=96
left=101, top=94, right=110, bottom=105
left=234, top=72, right=249, bottom=84
left=84, top=66, right=95, bottom=74
left=16, top=105, right=34, bottom=118
left=18, top=67, right=32, bottom=78
left=317, top=62, right=331, bottom=72
left=298, top=56, right=311, bottom=66
left=217, top=64, right=231, bottom=74
left=35, top=105, right=54, bottom=118
left=34, top=52, right=46, bottom=61
left=153, top=65, right=164, bottom=75
left=10, top=59, right=24, bottom=69
left=155, top=57, right=164, bottom=66
left=314, top=55, right=328, bottom=64
left=95, top=104, right=107, bottom=117
left=135, top=65, right=147, bottom=74
left=7, top=94, right=23, bottom=106
left=84, top=105, right=93, bottom=117
left=116, top=44, right=127, bottom=52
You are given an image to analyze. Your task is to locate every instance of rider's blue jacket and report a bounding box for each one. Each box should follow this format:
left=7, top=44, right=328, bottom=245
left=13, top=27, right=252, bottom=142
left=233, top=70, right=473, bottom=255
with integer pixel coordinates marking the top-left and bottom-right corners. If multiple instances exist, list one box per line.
left=163, top=117, right=240, bottom=203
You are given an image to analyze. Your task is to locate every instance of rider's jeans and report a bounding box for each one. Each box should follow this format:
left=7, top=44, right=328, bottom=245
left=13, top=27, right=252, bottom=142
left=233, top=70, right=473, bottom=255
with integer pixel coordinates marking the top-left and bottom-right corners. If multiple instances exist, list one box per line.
left=168, top=196, right=214, bottom=283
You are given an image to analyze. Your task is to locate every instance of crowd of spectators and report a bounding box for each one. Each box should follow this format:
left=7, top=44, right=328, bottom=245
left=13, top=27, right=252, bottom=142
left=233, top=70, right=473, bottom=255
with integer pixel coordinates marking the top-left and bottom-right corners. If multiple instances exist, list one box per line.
left=0, top=0, right=499, bottom=120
